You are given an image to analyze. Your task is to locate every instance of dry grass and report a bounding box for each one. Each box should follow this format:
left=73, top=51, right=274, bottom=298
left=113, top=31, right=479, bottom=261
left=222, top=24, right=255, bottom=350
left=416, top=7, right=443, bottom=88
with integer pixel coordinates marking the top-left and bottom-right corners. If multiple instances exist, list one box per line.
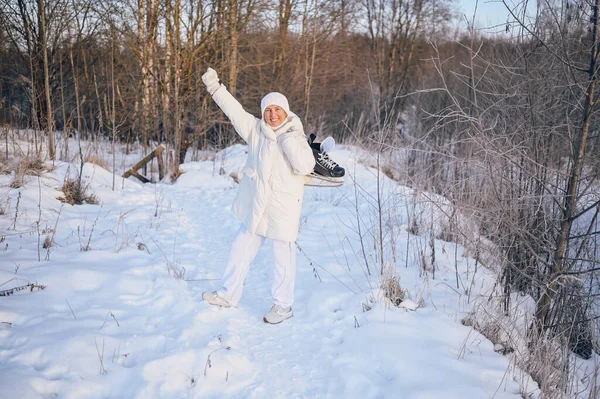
left=229, top=171, right=240, bottom=184
left=42, top=235, right=52, bottom=249
left=460, top=300, right=594, bottom=399
left=169, top=167, right=185, bottom=183
left=461, top=311, right=507, bottom=351
left=84, top=154, right=111, bottom=170
left=382, top=275, right=405, bottom=307
left=58, top=177, right=99, bottom=205
left=0, top=159, right=11, bottom=175
left=10, top=157, right=53, bottom=188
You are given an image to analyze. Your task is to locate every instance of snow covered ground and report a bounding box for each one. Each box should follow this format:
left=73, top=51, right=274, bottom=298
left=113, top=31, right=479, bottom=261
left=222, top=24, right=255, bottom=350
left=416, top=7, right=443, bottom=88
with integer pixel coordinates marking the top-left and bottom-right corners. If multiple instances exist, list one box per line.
left=0, top=141, right=536, bottom=398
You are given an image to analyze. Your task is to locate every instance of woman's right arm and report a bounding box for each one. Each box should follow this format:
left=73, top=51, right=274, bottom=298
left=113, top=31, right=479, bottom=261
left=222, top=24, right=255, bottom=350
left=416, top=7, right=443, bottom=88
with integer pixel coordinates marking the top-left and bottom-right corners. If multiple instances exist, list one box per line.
left=203, top=68, right=256, bottom=143
left=212, top=87, right=256, bottom=143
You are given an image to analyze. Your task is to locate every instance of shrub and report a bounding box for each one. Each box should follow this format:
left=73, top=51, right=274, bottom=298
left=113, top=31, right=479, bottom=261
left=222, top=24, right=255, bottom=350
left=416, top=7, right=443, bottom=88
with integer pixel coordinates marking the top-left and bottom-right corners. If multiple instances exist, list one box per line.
left=382, top=275, right=405, bottom=307
left=58, top=177, right=99, bottom=205
left=550, top=280, right=593, bottom=360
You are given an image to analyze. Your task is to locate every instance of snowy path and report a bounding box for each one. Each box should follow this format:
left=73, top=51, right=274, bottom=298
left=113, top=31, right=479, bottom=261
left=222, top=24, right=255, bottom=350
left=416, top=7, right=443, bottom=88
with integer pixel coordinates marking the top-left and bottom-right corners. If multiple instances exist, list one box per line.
left=157, top=168, right=338, bottom=398
left=0, top=146, right=531, bottom=398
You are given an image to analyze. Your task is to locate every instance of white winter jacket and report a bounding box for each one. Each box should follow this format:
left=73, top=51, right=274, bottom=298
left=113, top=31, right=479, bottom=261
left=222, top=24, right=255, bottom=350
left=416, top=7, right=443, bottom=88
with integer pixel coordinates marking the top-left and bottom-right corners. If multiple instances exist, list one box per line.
left=211, top=85, right=316, bottom=242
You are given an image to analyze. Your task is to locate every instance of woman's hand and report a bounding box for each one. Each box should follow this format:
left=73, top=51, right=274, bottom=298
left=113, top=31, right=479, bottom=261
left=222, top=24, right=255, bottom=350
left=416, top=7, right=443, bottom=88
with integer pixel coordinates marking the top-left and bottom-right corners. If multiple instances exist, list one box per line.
left=202, top=68, right=221, bottom=95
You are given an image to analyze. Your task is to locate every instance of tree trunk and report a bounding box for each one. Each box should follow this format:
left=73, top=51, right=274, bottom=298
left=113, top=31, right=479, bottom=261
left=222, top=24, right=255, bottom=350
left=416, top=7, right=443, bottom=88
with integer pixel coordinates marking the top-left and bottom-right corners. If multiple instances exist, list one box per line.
left=111, top=26, right=117, bottom=191
left=275, top=0, right=294, bottom=91
left=68, top=27, right=82, bottom=139
left=59, top=50, right=68, bottom=160
left=227, top=0, right=239, bottom=96
left=173, top=0, right=182, bottom=170
left=38, top=0, right=54, bottom=160
left=163, top=0, right=173, bottom=147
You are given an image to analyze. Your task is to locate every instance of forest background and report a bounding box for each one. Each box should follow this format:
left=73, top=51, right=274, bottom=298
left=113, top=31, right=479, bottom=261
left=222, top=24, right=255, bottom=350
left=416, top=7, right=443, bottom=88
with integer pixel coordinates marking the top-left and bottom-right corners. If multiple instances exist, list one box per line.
left=1, top=0, right=600, bottom=396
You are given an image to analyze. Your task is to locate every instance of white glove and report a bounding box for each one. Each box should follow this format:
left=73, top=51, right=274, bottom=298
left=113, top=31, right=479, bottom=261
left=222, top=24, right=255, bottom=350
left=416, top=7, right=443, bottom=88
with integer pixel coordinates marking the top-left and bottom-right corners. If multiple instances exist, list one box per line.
left=202, top=67, right=220, bottom=95
left=321, top=136, right=335, bottom=153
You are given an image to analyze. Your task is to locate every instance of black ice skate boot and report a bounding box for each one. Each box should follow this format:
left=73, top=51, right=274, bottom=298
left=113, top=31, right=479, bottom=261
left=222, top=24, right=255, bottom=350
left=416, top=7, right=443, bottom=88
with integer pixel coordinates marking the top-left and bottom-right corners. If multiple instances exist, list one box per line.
left=306, top=133, right=345, bottom=187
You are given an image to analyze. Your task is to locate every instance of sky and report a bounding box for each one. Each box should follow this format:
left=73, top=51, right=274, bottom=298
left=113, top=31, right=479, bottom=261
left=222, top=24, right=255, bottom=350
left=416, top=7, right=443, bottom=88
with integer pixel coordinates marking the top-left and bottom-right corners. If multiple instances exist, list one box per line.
left=458, top=0, right=538, bottom=31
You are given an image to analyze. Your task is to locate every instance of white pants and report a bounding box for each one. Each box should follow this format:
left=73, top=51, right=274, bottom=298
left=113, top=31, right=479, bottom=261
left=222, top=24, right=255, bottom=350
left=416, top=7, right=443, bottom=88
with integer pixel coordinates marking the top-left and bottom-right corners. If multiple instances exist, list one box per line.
left=217, top=226, right=296, bottom=307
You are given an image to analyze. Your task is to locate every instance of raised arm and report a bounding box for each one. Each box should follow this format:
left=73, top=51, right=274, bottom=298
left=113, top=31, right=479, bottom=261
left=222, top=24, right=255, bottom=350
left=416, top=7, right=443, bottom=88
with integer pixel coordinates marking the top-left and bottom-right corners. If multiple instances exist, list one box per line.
left=202, top=68, right=256, bottom=143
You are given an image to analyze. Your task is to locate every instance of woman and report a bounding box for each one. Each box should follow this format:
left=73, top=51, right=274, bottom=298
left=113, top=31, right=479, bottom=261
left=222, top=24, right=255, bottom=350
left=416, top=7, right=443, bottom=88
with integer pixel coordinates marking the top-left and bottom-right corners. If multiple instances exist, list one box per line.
left=201, top=67, right=315, bottom=324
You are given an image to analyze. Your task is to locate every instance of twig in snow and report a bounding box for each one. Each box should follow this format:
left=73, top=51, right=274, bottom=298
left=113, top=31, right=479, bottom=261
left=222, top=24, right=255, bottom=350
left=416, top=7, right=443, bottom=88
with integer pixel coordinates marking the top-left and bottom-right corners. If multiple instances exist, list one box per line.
left=321, top=233, right=363, bottom=293
left=100, top=311, right=120, bottom=329
left=149, top=237, right=186, bottom=279
left=435, top=281, right=462, bottom=296
left=65, top=299, right=77, bottom=319
left=83, top=216, right=98, bottom=251
left=11, top=191, right=21, bottom=230
left=204, top=346, right=231, bottom=377
left=182, top=372, right=197, bottom=387
left=45, top=203, right=64, bottom=260
left=36, top=174, right=42, bottom=261
left=0, top=282, right=46, bottom=297
left=296, top=242, right=322, bottom=282
left=94, top=337, right=107, bottom=375
left=296, top=242, right=358, bottom=294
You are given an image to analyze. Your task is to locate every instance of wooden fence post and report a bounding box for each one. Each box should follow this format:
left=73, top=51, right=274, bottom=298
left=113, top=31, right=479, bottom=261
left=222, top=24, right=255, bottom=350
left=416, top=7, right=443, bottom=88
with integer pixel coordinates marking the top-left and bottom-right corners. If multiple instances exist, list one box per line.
left=123, top=144, right=166, bottom=183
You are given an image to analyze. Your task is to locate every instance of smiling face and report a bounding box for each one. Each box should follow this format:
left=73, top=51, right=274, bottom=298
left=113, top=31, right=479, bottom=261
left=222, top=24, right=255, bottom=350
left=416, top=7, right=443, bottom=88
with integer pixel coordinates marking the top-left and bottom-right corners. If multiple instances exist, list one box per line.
left=263, top=105, right=288, bottom=127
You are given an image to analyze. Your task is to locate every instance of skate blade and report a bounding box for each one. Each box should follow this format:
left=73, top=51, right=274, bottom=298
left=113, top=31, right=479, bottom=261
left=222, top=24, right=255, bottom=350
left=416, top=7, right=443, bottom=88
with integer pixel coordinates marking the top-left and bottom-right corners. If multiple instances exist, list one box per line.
left=305, top=174, right=344, bottom=187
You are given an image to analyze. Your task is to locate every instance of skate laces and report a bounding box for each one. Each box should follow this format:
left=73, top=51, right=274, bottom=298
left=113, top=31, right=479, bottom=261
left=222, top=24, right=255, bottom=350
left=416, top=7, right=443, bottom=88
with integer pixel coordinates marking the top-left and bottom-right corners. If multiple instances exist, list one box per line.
left=318, top=152, right=338, bottom=170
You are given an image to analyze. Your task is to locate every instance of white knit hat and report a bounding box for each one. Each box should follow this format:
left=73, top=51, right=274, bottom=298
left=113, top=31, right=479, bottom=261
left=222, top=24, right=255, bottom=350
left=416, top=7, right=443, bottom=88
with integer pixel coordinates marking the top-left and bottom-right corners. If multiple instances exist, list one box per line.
left=260, top=92, right=290, bottom=116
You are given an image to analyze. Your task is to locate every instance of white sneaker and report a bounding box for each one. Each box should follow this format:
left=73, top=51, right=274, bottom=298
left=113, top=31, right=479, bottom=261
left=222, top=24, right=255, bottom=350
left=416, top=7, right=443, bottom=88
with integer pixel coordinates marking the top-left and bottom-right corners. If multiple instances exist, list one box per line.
left=202, top=291, right=232, bottom=307
left=263, top=304, right=293, bottom=324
